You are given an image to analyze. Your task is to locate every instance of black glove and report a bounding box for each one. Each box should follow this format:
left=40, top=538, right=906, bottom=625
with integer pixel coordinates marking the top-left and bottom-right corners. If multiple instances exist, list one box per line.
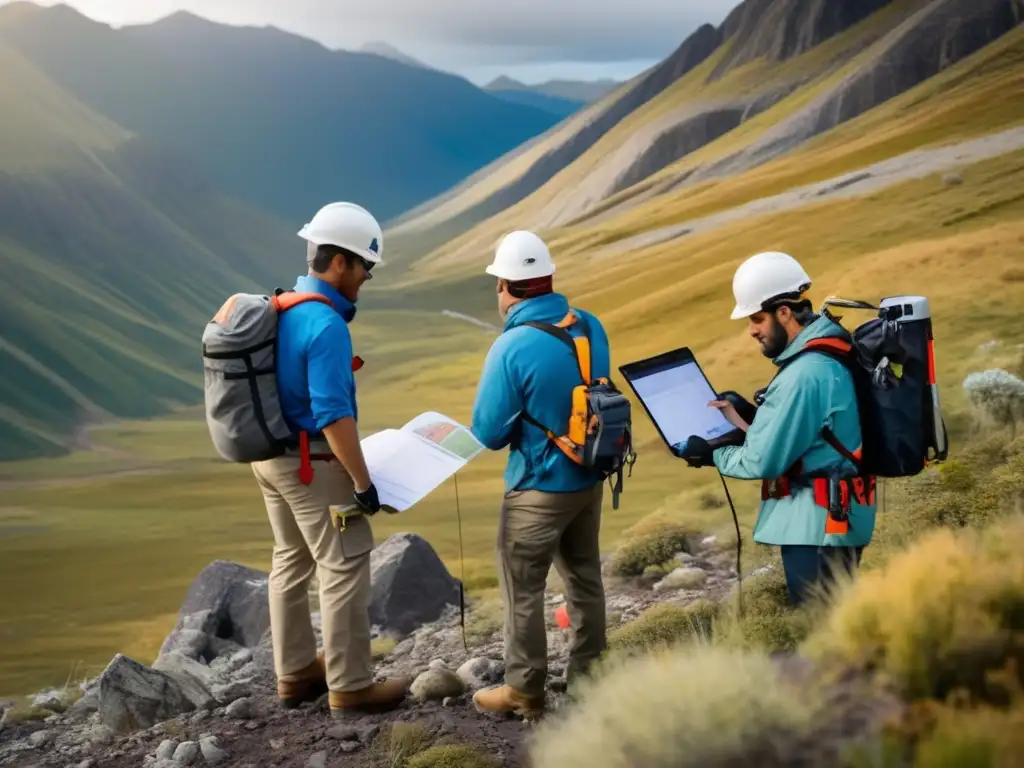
left=717, top=390, right=758, bottom=426
left=670, top=436, right=716, bottom=468
left=353, top=483, right=381, bottom=515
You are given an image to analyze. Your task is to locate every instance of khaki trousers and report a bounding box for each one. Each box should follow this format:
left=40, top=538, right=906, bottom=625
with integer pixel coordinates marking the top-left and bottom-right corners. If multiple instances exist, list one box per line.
left=498, top=484, right=606, bottom=697
left=251, top=451, right=375, bottom=693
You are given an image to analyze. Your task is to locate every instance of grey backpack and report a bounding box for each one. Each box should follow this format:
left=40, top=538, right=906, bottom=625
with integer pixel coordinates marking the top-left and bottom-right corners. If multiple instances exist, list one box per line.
left=202, top=290, right=332, bottom=463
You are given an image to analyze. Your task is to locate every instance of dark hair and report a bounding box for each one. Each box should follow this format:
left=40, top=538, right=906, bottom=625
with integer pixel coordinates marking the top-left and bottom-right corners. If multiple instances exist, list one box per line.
left=765, top=297, right=816, bottom=326
left=309, top=244, right=360, bottom=274
left=505, top=276, right=553, bottom=299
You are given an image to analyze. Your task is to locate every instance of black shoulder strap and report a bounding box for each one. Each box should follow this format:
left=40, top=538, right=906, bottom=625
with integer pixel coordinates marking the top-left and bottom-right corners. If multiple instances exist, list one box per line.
left=522, top=320, right=576, bottom=351
left=766, top=344, right=863, bottom=471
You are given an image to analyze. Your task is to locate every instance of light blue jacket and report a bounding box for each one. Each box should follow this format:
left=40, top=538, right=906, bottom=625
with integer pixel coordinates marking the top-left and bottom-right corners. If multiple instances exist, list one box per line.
left=712, top=315, right=876, bottom=548
left=471, top=292, right=611, bottom=494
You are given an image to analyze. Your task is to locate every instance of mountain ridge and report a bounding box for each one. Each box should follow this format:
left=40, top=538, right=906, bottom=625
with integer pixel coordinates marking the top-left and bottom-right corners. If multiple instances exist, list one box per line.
left=383, top=0, right=1023, bottom=271
left=0, top=2, right=565, bottom=224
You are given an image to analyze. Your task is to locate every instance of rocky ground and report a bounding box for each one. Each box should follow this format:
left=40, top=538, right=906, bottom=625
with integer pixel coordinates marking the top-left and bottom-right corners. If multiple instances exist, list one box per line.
left=0, top=531, right=744, bottom=768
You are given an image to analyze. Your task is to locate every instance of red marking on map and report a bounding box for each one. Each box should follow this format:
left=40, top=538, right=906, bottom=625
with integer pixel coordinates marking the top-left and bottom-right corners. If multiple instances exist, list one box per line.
left=415, top=423, right=457, bottom=443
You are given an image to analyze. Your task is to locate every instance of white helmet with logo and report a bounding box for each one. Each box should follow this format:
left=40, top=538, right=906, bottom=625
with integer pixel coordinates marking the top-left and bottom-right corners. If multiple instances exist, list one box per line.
left=730, top=251, right=812, bottom=319
left=298, top=202, right=384, bottom=265
left=485, top=230, right=556, bottom=281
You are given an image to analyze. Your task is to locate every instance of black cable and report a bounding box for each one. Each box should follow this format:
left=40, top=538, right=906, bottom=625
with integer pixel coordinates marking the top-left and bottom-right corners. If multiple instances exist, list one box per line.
left=454, top=472, right=468, bottom=653
left=717, top=469, right=743, bottom=618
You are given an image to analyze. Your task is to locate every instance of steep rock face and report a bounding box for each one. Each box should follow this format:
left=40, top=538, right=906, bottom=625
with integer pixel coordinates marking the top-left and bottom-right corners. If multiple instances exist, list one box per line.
left=711, top=0, right=899, bottom=78
left=682, top=0, right=1024, bottom=186
left=539, top=82, right=802, bottom=227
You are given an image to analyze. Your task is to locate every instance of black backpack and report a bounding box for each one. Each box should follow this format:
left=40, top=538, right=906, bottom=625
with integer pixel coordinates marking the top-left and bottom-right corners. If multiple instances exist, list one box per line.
left=764, top=296, right=949, bottom=479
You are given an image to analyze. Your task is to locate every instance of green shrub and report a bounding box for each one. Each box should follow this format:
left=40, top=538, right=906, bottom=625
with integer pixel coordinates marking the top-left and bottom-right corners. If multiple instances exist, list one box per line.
left=608, top=600, right=719, bottom=656
left=529, top=646, right=832, bottom=768
left=406, top=745, right=501, bottom=768
left=609, top=520, right=692, bottom=576
left=715, top=566, right=817, bottom=654
left=803, top=515, right=1024, bottom=704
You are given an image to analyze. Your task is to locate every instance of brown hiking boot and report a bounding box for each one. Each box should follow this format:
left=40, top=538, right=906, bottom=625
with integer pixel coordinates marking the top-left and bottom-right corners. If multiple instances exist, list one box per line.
left=277, top=653, right=327, bottom=709
left=329, top=677, right=410, bottom=717
left=472, top=684, right=545, bottom=720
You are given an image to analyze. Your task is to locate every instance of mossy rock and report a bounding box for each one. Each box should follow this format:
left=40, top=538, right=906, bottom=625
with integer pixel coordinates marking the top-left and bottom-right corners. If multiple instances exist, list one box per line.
left=407, top=744, right=502, bottom=768
left=608, top=600, right=719, bottom=654
left=610, top=521, right=693, bottom=577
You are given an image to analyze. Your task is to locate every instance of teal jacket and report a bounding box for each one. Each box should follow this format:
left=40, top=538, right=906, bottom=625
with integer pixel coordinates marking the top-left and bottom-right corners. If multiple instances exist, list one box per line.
left=712, top=315, right=876, bottom=548
left=471, top=292, right=610, bottom=494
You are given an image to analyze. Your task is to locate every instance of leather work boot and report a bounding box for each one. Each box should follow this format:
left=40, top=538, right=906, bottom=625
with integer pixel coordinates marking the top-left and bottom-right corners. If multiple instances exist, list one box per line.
left=472, top=684, right=545, bottom=720
left=277, top=653, right=327, bottom=709
left=329, top=677, right=410, bottom=718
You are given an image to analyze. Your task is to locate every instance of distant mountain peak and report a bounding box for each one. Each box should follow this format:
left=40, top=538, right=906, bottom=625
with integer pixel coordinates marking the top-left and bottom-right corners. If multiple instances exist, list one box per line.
left=486, top=75, right=527, bottom=91
left=359, top=41, right=432, bottom=70
left=484, top=76, right=622, bottom=103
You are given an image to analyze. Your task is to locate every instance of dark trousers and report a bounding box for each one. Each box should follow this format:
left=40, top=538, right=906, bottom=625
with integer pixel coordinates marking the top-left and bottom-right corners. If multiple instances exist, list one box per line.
left=779, top=545, right=864, bottom=607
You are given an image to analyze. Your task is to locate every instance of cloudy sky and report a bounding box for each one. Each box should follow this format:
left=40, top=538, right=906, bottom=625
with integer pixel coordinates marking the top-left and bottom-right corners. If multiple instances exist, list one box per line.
left=3, top=0, right=739, bottom=84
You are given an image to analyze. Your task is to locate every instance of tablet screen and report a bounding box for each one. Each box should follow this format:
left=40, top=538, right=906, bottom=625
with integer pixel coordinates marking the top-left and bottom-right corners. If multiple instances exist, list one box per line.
left=622, top=352, right=735, bottom=448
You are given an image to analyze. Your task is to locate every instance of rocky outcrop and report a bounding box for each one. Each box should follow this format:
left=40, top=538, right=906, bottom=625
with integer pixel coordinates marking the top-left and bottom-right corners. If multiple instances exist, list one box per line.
left=96, top=655, right=196, bottom=733
left=0, top=529, right=745, bottom=767
left=682, top=0, right=1024, bottom=187
left=710, top=0, right=900, bottom=79
left=158, top=560, right=270, bottom=663
left=369, top=533, right=462, bottom=637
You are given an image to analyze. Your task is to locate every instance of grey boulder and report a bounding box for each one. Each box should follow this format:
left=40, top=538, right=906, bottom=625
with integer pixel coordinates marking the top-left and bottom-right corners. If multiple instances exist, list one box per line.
left=369, top=533, right=461, bottom=636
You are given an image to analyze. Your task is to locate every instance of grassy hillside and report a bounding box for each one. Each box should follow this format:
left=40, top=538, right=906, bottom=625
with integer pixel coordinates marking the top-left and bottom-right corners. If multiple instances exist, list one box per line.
left=0, top=42, right=303, bottom=461
left=0, top=3, right=564, bottom=224
left=3, top=129, right=1024, bottom=697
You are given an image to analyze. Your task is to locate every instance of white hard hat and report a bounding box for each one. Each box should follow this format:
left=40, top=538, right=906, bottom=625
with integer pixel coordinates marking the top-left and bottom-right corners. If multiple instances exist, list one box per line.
left=298, top=202, right=384, bottom=265
left=485, top=230, right=556, bottom=281
left=730, top=251, right=811, bottom=319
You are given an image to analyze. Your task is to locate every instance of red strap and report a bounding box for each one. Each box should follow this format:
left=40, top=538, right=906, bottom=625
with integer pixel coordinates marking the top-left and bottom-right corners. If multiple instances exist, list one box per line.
left=352, top=355, right=364, bottom=372
left=804, top=337, right=852, bottom=355
left=297, top=431, right=315, bottom=485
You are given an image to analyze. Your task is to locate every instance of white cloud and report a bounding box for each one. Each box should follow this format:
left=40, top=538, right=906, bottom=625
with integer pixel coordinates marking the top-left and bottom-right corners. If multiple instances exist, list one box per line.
left=8, top=0, right=740, bottom=72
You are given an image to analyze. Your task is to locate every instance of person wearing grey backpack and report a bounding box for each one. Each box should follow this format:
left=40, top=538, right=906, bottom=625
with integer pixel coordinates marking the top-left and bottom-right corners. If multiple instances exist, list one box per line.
left=202, top=202, right=409, bottom=717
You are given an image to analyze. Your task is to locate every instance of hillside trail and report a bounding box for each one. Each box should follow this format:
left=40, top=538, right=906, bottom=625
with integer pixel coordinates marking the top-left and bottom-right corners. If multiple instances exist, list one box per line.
left=0, top=535, right=749, bottom=768
left=587, top=124, right=1024, bottom=258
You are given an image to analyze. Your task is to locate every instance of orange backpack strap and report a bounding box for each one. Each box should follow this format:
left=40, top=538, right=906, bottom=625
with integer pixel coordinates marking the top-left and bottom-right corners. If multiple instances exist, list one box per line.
left=271, top=291, right=334, bottom=313
left=525, top=310, right=592, bottom=384
left=519, top=310, right=595, bottom=465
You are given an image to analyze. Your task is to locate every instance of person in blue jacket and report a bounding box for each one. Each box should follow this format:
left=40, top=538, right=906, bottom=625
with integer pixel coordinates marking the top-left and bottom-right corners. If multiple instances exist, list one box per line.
left=470, top=230, right=611, bottom=718
left=674, top=251, right=876, bottom=606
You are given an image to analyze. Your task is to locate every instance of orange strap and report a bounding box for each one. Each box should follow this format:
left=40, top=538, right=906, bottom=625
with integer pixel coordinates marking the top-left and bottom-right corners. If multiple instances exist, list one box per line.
left=272, top=291, right=333, bottom=312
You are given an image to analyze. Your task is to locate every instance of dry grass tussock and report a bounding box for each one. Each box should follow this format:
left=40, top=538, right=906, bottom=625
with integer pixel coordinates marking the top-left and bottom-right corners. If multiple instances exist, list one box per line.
left=528, top=645, right=858, bottom=768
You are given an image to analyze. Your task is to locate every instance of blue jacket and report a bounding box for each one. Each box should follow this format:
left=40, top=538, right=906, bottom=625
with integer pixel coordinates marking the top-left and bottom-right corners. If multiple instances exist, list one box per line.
left=471, top=292, right=611, bottom=494
left=712, top=314, right=876, bottom=548
left=276, top=275, right=359, bottom=436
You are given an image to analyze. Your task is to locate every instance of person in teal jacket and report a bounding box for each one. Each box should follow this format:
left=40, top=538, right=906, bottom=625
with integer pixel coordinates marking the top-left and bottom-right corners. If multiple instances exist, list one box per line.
left=675, top=251, right=876, bottom=606
left=470, top=230, right=610, bottom=719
